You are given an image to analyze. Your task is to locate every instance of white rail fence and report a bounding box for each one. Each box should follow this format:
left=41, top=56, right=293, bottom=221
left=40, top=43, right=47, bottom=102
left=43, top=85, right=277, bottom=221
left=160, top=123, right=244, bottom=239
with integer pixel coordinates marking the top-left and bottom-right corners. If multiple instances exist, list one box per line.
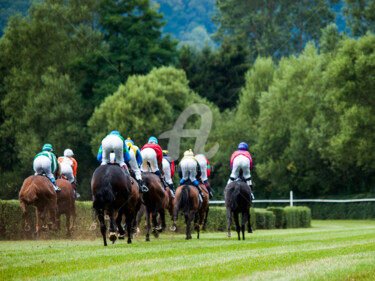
left=210, top=190, right=375, bottom=206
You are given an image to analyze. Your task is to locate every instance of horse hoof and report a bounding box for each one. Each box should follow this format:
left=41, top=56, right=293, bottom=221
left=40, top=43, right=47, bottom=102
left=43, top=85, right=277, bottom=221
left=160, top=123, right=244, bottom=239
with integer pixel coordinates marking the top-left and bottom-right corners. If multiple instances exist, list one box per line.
left=170, top=226, right=176, bottom=232
left=153, top=232, right=159, bottom=238
left=127, top=239, right=132, bottom=244
left=23, top=224, right=31, bottom=232
left=118, top=234, right=125, bottom=240
left=42, top=225, right=48, bottom=232
left=146, top=237, right=150, bottom=242
left=227, top=232, right=232, bottom=237
left=90, top=223, right=97, bottom=231
left=104, top=215, right=110, bottom=221
left=32, top=232, right=40, bottom=238
left=109, top=232, right=117, bottom=242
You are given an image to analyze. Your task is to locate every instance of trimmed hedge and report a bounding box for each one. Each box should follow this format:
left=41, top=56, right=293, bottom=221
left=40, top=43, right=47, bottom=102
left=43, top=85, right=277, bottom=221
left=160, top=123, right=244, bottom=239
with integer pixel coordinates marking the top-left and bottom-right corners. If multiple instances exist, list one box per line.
left=0, top=200, right=310, bottom=240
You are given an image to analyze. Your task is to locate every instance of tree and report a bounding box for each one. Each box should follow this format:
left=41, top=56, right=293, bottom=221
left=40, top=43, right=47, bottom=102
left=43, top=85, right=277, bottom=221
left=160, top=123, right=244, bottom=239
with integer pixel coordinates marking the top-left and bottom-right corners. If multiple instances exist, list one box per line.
left=213, top=0, right=339, bottom=61
left=343, top=0, right=375, bottom=36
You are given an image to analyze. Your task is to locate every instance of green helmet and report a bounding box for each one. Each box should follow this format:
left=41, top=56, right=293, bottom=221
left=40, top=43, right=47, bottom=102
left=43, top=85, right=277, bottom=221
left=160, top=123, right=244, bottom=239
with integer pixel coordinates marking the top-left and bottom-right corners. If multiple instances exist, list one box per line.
left=42, top=143, right=53, bottom=151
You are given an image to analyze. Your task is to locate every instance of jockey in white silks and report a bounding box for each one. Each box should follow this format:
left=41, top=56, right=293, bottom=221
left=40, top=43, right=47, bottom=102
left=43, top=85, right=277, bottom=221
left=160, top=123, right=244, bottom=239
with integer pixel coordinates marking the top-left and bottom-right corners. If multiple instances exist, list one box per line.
left=226, top=142, right=255, bottom=200
left=162, top=150, right=175, bottom=198
left=33, top=143, right=61, bottom=192
left=96, top=130, right=131, bottom=176
left=58, top=148, right=80, bottom=198
left=178, top=149, right=205, bottom=202
left=195, top=153, right=213, bottom=199
left=125, top=138, right=148, bottom=193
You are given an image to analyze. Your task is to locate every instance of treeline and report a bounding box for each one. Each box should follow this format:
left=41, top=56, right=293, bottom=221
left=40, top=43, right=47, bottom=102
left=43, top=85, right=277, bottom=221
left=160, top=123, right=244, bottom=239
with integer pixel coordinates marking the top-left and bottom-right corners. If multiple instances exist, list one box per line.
left=0, top=0, right=374, bottom=200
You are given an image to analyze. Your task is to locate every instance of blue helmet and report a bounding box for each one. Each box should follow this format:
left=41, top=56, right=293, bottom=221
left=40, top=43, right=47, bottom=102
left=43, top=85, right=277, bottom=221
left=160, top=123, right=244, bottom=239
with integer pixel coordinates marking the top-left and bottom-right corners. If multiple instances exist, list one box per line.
left=110, top=130, right=120, bottom=136
left=125, top=137, right=134, bottom=145
left=238, top=142, right=248, bottom=151
left=148, top=136, right=158, bottom=144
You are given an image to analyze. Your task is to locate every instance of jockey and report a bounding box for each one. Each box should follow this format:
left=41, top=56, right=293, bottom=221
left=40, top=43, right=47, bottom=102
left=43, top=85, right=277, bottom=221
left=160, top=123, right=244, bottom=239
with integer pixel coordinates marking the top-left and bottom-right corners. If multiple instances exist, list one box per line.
left=227, top=142, right=255, bottom=200
left=195, top=153, right=213, bottom=199
left=162, top=150, right=175, bottom=198
left=141, top=136, right=169, bottom=189
left=179, top=149, right=205, bottom=201
left=58, top=149, right=80, bottom=198
left=97, top=130, right=131, bottom=176
left=33, top=143, right=61, bottom=192
left=125, top=137, right=147, bottom=193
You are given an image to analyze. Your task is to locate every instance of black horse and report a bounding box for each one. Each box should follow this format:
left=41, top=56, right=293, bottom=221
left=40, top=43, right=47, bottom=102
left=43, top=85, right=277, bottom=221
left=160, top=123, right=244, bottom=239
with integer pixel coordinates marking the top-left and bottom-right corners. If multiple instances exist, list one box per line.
left=225, top=180, right=252, bottom=240
left=91, top=164, right=139, bottom=246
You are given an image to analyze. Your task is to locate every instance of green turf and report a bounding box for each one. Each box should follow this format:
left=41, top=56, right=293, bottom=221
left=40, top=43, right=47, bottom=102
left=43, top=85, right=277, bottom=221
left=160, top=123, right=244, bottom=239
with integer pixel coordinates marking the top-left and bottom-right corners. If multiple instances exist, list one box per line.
left=1, top=220, right=375, bottom=280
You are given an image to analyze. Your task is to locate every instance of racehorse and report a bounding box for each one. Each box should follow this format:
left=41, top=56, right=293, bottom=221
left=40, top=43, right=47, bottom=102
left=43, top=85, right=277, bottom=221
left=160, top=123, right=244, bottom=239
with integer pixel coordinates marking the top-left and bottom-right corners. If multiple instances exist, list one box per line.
left=171, top=184, right=201, bottom=240
left=225, top=180, right=253, bottom=240
left=140, top=172, right=166, bottom=241
left=19, top=175, right=58, bottom=238
left=56, top=179, right=76, bottom=237
left=91, top=164, right=139, bottom=246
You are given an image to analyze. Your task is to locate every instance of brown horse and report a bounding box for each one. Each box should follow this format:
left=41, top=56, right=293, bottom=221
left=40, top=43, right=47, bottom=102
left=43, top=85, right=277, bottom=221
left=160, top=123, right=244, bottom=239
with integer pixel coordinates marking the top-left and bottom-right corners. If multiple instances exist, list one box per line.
left=56, top=179, right=76, bottom=237
left=171, top=184, right=201, bottom=240
left=198, top=183, right=209, bottom=230
left=91, top=164, right=139, bottom=246
left=225, top=181, right=252, bottom=240
left=140, top=172, right=166, bottom=241
left=19, top=175, right=57, bottom=238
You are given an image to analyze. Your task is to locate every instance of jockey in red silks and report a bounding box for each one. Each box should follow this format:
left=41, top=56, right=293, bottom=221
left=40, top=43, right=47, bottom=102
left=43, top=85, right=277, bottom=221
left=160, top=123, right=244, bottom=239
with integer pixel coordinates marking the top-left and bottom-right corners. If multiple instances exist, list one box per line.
left=162, top=150, right=175, bottom=198
left=58, top=148, right=80, bottom=198
left=195, top=153, right=213, bottom=199
left=141, top=136, right=168, bottom=189
left=227, top=142, right=255, bottom=200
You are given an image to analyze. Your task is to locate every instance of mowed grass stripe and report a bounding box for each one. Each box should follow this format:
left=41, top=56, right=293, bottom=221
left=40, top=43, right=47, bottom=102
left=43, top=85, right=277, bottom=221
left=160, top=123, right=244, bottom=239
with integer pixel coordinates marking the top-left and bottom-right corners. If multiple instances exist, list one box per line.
left=0, top=220, right=374, bottom=280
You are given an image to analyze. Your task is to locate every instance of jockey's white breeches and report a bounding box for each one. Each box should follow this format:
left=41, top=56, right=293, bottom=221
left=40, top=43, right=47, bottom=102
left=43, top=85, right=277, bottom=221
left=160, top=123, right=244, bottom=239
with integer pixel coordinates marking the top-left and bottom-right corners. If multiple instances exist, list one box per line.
left=230, top=155, right=251, bottom=180
left=180, top=158, right=197, bottom=182
left=101, top=134, right=125, bottom=166
left=162, top=158, right=173, bottom=185
left=33, top=156, right=54, bottom=180
left=141, top=148, right=159, bottom=173
left=195, top=154, right=208, bottom=182
left=60, top=163, right=74, bottom=183
left=128, top=149, right=141, bottom=180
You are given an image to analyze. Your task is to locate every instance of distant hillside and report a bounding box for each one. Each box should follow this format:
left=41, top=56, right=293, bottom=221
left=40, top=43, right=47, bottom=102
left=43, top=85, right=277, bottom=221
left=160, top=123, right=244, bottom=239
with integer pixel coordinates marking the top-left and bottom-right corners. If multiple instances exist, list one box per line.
left=0, top=0, right=346, bottom=47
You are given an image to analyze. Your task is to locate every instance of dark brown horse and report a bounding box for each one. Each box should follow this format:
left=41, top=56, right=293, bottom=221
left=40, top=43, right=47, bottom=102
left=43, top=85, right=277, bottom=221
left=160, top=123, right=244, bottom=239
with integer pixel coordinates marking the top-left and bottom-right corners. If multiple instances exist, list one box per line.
left=91, top=164, right=139, bottom=246
left=19, top=175, right=57, bottom=238
left=171, top=184, right=201, bottom=240
left=56, top=179, right=76, bottom=237
left=225, top=181, right=252, bottom=240
left=141, top=172, right=166, bottom=241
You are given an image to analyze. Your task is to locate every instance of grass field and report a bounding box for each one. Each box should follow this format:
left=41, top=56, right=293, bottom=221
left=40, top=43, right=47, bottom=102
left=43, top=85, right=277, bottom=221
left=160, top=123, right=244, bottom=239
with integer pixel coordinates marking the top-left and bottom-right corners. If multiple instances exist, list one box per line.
left=1, top=220, right=375, bottom=280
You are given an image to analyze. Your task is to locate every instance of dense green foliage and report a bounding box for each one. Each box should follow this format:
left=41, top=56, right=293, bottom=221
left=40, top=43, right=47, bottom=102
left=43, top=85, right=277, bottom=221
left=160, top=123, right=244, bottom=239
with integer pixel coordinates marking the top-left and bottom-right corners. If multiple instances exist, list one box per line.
left=1, top=220, right=375, bottom=280
left=0, top=0, right=374, bottom=204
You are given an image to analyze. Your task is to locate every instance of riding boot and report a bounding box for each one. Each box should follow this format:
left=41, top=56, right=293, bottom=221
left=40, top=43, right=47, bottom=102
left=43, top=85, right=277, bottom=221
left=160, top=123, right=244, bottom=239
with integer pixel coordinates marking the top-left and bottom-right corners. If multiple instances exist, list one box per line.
left=204, top=181, right=213, bottom=199
left=71, top=182, right=80, bottom=198
left=246, top=179, right=255, bottom=200
left=50, top=178, right=61, bottom=192
left=193, top=180, right=204, bottom=201
left=168, top=183, right=175, bottom=198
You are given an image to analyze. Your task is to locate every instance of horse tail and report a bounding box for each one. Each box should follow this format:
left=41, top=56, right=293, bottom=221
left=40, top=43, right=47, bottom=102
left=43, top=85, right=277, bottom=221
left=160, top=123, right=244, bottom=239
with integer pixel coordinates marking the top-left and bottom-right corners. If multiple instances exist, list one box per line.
left=177, top=185, right=190, bottom=216
left=93, top=176, right=115, bottom=211
left=230, top=184, right=241, bottom=210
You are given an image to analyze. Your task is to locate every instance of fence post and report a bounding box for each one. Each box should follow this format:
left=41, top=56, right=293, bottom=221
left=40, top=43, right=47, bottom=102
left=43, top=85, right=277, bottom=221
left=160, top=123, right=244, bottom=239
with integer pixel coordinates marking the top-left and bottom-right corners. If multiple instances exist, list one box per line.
left=290, top=190, right=293, bottom=206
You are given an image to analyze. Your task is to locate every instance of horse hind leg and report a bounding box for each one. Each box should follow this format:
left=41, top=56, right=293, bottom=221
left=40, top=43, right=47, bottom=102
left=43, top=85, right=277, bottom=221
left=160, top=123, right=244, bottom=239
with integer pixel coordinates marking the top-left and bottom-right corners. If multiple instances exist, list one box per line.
left=20, top=201, right=31, bottom=232
left=97, top=211, right=107, bottom=246
left=151, top=210, right=159, bottom=238
left=108, top=212, right=117, bottom=244
left=145, top=211, right=151, bottom=242
left=234, top=212, right=241, bottom=240
left=65, top=214, right=72, bottom=237
left=226, top=207, right=232, bottom=238
left=116, top=211, right=125, bottom=240
left=242, top=212, right=248, bottom=240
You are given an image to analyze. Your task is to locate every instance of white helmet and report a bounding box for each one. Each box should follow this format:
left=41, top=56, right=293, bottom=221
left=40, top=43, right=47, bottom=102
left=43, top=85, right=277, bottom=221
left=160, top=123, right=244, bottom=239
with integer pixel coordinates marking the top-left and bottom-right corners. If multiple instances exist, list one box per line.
left=184, top=149, right=194, bottom=157
left=64, top=149, right=74, bottom=157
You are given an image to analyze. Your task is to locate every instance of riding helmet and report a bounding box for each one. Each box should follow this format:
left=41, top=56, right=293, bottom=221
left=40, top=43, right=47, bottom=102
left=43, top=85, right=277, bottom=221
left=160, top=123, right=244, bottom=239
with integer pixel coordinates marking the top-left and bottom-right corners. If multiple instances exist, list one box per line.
left=184, top=149, right=194, bottom=157
left=162, top=150, right=168, bottom=156
left=148, top=136, right=158, bottom=144
left=42, top=143, right=53, bottom=151
left=110, top=130, right=120, bottom=136
left=64, top=149, right=74, bottom=157
left=125, top=137, right=134, bottom=145
left=238, top=142, right=248, bottom=151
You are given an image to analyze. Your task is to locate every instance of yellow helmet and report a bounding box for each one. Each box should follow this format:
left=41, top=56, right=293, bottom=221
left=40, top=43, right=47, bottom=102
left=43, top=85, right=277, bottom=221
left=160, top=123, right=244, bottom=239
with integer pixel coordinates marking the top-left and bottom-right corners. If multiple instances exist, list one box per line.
left=184, top=149, right=194, bottom=157
left=162, top=150, right=168, bottom=156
